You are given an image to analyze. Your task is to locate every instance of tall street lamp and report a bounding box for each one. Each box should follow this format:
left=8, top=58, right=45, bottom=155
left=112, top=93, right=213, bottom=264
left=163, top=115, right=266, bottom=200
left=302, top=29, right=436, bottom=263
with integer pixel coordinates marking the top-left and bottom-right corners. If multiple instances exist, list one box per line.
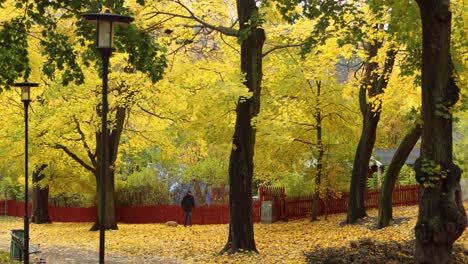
left=82, top=10, right=133, bottom=264
left=14, top=81, right=38, bottom=264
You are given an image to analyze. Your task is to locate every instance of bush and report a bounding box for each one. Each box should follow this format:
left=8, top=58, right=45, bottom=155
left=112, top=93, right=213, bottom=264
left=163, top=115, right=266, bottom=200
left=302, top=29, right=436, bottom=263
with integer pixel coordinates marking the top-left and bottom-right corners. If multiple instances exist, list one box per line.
left=367, top=174, right=380, bottom=189
left=0, top=176, right=23, bottom=200
left=398, top=165, right=418, bottom=186
left=0, top=249, right=16, bottom=263
left=115, top=169, right=172, bottom=206
left=49, top=193, right=94, bottom=207
left=273, top=172, right=314, bottom=197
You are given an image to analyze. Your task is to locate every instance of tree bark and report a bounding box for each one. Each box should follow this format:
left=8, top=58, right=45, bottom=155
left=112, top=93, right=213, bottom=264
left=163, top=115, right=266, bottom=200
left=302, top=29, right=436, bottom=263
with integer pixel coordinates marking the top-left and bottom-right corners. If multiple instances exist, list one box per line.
left=414, top=0, right=467, bottom=262
left=311, top=81, right=324, bottom=221
left=90, top=106, right=126, bottom=231
left=347, top=43, right=396, bottom=223
left=220, top=0, right=264, bottom=254
left=31, top=164, right=51, bottom=224
left=377, top=123, right=422, bottom=228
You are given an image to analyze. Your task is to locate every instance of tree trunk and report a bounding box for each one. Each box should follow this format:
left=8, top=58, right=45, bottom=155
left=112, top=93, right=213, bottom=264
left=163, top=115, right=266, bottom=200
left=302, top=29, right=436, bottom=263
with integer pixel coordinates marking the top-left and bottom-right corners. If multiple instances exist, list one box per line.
left=90, top=107, right=126, bottom=231
left=192, top=179, right=206, bottom=205
left=311, top=162, right=322, bottom=221
left=377, top=123, right=422, bottom=228
left=220, top=0, right=264, bottom=255
left=347, top=43, right=396, bottom=223
left=91, top=170, right=117, bottom=230
left=414, top=1, right=467, bottom=262
left=31, top=164, right=51, bottom=224
left=311, top=81, right=324, bottom=221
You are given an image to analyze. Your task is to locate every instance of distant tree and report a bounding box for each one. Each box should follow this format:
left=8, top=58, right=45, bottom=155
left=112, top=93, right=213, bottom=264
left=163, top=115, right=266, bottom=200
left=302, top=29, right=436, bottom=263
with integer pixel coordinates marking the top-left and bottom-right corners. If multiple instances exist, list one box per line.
left=31, top=164, right=51, bottom=224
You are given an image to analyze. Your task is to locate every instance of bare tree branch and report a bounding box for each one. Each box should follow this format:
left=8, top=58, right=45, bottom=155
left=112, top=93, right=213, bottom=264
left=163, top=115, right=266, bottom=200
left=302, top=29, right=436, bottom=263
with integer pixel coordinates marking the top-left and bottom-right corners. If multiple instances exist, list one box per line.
left=293, top=138, right=316, bottom=145
left=73, top=116, right=96, bottom=168
left=199, top=67, right=225, bottom=82
left=137, top=103, right=176, bottom=122
left=262, top=43, right=303, bottom=58
left=54, top=144, right=95, bottom=174
left=293, top=121, right=317, bottom=128
left=145, top=2, right=238, bottom=37
left=220, top=33, right=240, bottom=54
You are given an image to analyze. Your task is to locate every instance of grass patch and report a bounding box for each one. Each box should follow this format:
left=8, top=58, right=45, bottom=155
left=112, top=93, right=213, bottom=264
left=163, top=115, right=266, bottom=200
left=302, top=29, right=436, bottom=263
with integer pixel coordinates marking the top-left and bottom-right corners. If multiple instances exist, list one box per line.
left=0, top=250, right=18, bottom=264
left=0, top=217, right=19, bottom=223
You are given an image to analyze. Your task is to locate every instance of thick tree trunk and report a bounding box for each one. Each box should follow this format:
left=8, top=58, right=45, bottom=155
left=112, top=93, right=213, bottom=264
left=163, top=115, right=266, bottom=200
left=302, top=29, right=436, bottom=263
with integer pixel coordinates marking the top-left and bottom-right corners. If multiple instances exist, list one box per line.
left=347, top=43, right=396, bottom=223
left=90, top=107, right=126, bottom=231
left=31, top=164, right=51, bottom=224
left=347, top=107, right=380, bottom=222
left=220, top=0, right=264, bottom=254
left=414, top=1, right=467, bottom=262
left=311, top=81, right=323, bottom=221
left=377, top=123, right=422, bottom=228
left=90, top=170, right=117, bottom=230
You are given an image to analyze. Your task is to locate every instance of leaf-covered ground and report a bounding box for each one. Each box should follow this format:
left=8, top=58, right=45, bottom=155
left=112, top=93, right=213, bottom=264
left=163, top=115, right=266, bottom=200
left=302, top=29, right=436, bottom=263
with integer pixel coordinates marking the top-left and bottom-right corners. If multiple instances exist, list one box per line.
left=0, top=204, right=467, bottom=263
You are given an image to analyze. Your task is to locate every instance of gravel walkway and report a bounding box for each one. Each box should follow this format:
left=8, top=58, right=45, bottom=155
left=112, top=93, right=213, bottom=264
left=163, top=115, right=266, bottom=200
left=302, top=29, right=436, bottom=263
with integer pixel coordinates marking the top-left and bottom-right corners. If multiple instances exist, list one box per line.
left=0, top=238, right=182, bottom=264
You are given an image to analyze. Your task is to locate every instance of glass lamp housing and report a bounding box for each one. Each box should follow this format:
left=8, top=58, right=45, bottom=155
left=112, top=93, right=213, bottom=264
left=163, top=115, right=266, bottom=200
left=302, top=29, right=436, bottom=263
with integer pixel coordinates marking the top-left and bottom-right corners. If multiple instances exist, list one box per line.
left=13, top=82, right=39, bottom=102
left=21, top=87, right=30, bottom=101
left=98, top=20, right=112, bottom=48
left=82, top=11, right=134, bottom=49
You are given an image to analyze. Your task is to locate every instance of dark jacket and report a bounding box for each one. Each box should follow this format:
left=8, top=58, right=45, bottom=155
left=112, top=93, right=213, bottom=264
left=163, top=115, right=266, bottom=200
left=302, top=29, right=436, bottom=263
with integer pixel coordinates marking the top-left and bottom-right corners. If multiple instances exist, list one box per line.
left=181, top=194, right=195, bottom=212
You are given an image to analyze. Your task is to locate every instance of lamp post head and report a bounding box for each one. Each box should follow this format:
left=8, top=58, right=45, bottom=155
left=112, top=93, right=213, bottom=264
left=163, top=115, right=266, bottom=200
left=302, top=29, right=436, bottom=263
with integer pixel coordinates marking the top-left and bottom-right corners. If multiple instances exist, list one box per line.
left=82, top=10, right=134, bottom=50
left=14, top=81, right=39, bottom=102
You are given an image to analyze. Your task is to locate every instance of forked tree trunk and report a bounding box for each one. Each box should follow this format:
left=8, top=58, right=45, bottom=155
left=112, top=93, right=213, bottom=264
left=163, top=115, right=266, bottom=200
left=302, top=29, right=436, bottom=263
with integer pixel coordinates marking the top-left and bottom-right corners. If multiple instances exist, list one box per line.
left=377, top=123, right=422, bottom=228
left=414, top=0, right=467, bottom=262
left=90, top=107, right=126, bottom=231
left=31, top=164, right=51, bottom=224
left=220, top=0, right=265, bottom=254
left=347, top=43, right=396, bottom=223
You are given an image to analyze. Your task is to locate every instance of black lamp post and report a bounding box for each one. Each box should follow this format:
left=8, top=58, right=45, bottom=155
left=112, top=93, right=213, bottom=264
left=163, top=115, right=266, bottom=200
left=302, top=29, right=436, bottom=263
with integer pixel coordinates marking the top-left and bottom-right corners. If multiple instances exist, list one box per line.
left=82, top=10, right=133, bottom=264
left=14, top=81, right=38, bottom=264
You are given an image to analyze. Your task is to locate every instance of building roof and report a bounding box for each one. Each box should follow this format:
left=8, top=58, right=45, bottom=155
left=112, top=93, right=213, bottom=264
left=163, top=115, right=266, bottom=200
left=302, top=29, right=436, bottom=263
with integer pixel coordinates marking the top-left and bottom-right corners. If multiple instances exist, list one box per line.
left=372, top=148, right=420, bottom=167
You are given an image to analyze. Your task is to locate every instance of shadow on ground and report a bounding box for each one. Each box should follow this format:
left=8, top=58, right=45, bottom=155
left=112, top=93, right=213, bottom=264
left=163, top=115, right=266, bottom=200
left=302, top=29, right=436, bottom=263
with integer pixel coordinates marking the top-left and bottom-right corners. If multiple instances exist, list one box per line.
left=305, top=238, right=468, bottom=264
left=339, top=216, right=413, bottom=231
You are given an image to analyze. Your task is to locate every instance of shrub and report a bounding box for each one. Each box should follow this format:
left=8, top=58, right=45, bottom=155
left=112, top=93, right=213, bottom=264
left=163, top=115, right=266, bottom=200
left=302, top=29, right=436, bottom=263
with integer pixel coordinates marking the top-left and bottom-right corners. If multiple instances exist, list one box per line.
left=115, top=169, right=172, bottom=206
left=49, top=193, right=94, bottom=207
left=398, top=165, right=418, bottom=186
left=0, top=176, right=23, bottom=200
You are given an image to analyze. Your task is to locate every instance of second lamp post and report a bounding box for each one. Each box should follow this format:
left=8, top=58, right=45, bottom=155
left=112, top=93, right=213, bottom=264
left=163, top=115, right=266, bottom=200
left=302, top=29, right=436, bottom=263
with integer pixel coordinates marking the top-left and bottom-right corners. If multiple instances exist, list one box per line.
left=82, top=10, right=133, bottom=264
left=14, top=81, right=38, bottom=264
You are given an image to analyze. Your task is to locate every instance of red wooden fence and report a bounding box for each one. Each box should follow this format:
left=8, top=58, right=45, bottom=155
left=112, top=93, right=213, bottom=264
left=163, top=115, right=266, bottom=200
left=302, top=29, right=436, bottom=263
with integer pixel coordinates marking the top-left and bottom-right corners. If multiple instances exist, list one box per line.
left=0, top=200, right=6, bottom=215
left=282, top=185, right=419, bottom=220
left=259, top=186, right=285, bottom=202
left=0, top=185, right=419, bottom=224
left=1, top=199, right=261, bottom=225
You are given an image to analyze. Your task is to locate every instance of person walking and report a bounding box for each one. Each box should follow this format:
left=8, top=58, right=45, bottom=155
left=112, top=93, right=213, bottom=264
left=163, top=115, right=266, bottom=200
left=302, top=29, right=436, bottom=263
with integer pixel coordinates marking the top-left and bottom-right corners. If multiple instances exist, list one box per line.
left=181, top=191, right=195, bottom=227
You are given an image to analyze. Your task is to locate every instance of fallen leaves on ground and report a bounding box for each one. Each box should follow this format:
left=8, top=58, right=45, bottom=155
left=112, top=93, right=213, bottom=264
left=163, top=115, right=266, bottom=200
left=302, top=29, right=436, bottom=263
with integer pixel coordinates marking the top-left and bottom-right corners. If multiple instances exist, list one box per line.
left=305, top=238, right=468, bottom=263
left=0, top=203, right=467, bottom=263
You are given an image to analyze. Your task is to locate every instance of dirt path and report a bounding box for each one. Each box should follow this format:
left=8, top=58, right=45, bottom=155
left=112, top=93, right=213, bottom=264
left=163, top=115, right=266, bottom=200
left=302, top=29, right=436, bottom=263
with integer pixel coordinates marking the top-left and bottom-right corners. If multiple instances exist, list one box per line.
left=0, top=239, right=182, bottom=264
left=36, top=246, right=182, bottom=264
